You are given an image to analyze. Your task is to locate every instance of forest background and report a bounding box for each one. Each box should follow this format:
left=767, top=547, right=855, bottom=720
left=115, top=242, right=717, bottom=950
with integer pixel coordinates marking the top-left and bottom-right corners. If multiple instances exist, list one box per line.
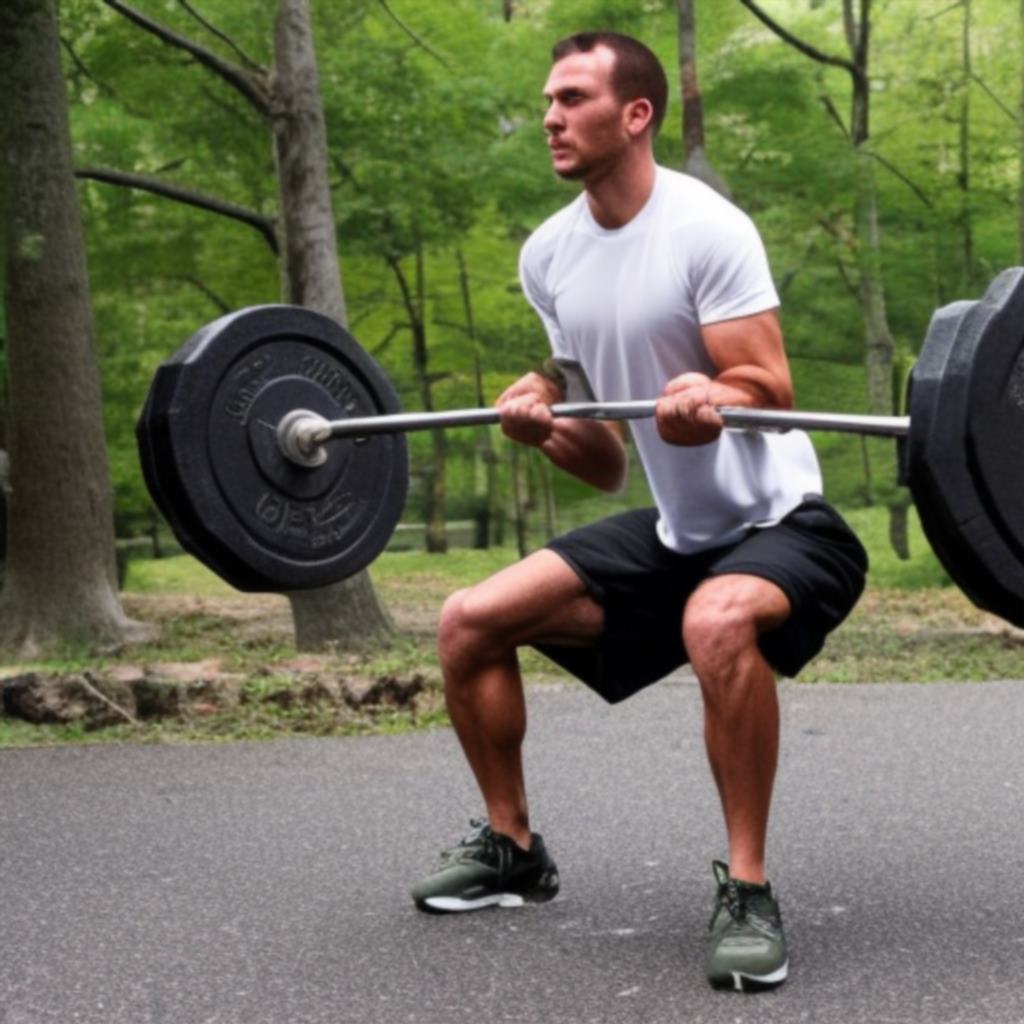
left=0, top=0, right=1022, bottom=674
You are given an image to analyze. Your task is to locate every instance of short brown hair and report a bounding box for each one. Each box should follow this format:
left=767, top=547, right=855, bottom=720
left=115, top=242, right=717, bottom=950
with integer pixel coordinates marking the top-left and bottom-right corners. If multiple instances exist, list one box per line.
left=551, top=32, right=668, bottom=136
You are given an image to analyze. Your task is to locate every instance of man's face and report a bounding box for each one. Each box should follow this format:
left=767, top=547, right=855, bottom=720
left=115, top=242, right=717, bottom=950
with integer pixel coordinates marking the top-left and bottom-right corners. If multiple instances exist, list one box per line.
left=542, top=46, right=633, bottom=182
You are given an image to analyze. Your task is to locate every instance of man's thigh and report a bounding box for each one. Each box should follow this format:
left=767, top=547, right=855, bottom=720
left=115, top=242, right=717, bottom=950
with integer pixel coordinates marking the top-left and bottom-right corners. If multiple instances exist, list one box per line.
left=535, top=509, right=711, bottom=703
left=708, top=497, right=868, bottom=678
left=452, top=548, right=605, bottom=648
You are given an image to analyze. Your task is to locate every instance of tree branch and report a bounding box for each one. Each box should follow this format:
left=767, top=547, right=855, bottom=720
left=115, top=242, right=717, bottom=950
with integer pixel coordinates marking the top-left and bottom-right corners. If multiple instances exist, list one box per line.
left=371, top=322, right=407, bottom=359
left=375, top=0, right=449, bottom=68
left=75, top=166, right=279, bottom=253
left=100, top=0, right=271, bottom=116
left=176, top=0, right=265, bottom=71
left=970, top=71, right=1019, bottom=123
left=386, top=254, right=421, bottom=328
left=60, top=37, right=130, bottom=108
left=926, top=0, right=963, bottom=20
left=864, top=150, right=933, bottom=208
left=817, top=216, right=860, bottom=297
left=80, top=672, right=140, bottom=727
left=176, top=275, right=232, bottom=313
left=819, top=93, right=850, bottom=138
left=738, top=0, right=859, bottom=76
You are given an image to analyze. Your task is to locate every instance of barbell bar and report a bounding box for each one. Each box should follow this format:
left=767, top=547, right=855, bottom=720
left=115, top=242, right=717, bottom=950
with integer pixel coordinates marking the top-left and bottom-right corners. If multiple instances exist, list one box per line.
left=277, top=402, right=911, bottom=468
left=135, top=267, right=1024, bottom=629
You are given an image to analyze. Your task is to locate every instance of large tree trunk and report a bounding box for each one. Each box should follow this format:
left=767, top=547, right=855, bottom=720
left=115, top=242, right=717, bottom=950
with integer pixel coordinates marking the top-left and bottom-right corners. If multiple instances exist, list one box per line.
left=676, top=0, right=732, bottom=198
left=0, top=0, right=150, bottom=657
left=271, top=0, right=395, bottom=648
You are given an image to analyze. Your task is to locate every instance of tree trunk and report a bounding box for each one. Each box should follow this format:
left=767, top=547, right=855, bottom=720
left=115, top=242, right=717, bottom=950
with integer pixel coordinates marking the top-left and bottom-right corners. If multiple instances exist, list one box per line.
left=410, top=243, right=447, bottom=554
left=539, top=458, right=557, bottom=541
left=958, top=0, right=974, bottom=293
left=0, top=449, right=9, bottom=570
left=0, top=0, right=151, bottom=657
left=510, top=444, right=528, bottom=559
left=1019, top=0, right=1024, bottom=263
left=854, top=156, right=894, bottom=418
left=676, top=0, right=732, bottom=198
left=846, top=0, right=904, bottom=553
left=424, top=427, right=449, bottom=554
left=456, top=248, right=496, bottom=549
left=271, top=0, right=395, bottom=648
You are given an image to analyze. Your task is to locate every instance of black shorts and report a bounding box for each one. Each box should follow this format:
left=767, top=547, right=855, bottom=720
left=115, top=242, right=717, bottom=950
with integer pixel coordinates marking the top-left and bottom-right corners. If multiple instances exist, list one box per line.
left=536, top=496, right=868, bottom=704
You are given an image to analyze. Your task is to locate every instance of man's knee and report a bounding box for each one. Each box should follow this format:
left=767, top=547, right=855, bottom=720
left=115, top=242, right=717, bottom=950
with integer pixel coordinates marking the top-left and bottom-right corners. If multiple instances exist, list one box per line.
left=439, top=586, right=485, bottom=651
left=438, top=583, right=518, bottom=665
left=682, top=575, right=790, bottom=666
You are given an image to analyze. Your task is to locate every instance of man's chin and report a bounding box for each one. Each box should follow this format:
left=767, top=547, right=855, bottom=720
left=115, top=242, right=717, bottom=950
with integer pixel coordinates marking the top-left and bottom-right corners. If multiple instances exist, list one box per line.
left=553, top=163, right=588, bottom=181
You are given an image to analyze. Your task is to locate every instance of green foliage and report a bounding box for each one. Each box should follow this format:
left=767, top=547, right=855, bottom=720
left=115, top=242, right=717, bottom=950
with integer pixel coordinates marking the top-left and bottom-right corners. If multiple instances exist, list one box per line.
left=43, top=0, right=1024, bottom=534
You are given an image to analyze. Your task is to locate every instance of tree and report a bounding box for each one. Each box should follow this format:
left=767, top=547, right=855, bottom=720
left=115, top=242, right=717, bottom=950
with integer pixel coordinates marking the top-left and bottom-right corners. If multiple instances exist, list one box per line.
left=676, top=0, right=731, bottom=197
left=96, top=0, right=396, bottom=648
left=0, top=0, right=149, bottom=657
left=739, top=0, right=909, bottom=555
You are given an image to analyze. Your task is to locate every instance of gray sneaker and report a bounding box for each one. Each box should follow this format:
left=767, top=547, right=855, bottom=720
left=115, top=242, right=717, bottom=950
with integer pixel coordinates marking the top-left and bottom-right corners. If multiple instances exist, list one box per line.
left=705, top=860, right=788, bottom=992
left=412, top=819, right=560, bottom=913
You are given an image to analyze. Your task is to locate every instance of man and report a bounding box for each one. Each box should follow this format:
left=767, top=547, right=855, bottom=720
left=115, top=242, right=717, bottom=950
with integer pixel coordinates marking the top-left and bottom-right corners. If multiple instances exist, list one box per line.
left=411, top=32, right=867, bottom=993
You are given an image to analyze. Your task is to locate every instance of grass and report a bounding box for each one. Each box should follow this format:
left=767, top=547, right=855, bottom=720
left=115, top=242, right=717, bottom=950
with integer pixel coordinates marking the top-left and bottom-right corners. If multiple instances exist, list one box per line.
left=839, top=505, right=952, bottom=589
left=124, top=555, right=237, bottom=596
left=2, top=505, right=1021, bottom=748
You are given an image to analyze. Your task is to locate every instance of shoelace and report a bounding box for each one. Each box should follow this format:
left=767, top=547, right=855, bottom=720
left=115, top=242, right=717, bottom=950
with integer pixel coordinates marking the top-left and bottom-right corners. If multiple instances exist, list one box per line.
left=715, top=878, right=777, bottom=927
left=438, top=819, right=497, bottom=867
left=720, top=878, right=747, bottom=923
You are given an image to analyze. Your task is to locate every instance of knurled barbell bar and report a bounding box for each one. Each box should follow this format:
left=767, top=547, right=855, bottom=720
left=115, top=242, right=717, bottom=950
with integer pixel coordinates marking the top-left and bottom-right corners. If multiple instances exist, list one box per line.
left=136, top=267, right=1024, bottom=628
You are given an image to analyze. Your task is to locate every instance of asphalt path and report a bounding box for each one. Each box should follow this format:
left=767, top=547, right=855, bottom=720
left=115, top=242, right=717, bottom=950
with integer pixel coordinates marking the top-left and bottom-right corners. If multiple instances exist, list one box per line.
left=2, top=677, right=1024, bottom=1024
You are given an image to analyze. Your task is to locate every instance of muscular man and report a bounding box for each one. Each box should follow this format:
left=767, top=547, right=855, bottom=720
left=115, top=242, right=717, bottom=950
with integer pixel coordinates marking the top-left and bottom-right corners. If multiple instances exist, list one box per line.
left=411, top=32, right=867, bottom=993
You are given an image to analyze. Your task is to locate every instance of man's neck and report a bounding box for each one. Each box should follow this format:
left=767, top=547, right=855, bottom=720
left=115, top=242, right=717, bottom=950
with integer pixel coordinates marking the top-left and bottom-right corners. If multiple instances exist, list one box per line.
left=584, top=152, right=657, bottom=229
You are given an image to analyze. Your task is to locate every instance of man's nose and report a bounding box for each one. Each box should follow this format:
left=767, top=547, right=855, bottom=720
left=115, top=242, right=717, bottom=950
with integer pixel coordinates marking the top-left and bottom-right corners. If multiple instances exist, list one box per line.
left=543, top=104, right=562, bottom=133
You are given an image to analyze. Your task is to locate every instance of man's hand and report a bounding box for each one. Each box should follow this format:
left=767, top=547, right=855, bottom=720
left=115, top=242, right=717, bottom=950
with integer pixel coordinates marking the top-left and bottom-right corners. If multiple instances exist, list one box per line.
left=496, top=372, right=563, bottom=447
left=655, top=372, right=726, bottom=446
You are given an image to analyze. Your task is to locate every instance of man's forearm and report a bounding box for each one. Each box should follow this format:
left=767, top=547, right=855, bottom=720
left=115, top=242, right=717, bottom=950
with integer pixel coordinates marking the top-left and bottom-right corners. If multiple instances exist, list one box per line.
left=540, top=419, right=627, bottom=493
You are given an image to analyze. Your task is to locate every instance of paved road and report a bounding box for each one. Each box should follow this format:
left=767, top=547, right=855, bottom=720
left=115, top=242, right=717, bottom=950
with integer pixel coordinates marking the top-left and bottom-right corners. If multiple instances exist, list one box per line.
left=2, top=678, right=1023, bottom=1024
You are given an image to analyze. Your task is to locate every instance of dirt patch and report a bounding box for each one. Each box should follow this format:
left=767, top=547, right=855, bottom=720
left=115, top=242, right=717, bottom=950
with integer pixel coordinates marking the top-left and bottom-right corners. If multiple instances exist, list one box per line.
left=121, top=593, right=438, bottom=640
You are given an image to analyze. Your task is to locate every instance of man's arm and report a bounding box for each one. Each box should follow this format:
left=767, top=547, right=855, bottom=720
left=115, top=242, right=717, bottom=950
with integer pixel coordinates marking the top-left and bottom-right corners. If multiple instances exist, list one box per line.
left=496, top=372, right=627, bottom=492
left=655, top=309, right=793, bottom=446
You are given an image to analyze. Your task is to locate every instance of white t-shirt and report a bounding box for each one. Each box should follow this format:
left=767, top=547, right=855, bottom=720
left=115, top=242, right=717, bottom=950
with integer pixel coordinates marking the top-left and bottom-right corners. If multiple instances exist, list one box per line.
left=519, top=165, right=823, bottom=553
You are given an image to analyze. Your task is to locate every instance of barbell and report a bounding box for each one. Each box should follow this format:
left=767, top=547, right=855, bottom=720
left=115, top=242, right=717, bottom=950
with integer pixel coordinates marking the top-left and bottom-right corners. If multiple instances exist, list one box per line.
left=136, top=267, right=1024, bottom=629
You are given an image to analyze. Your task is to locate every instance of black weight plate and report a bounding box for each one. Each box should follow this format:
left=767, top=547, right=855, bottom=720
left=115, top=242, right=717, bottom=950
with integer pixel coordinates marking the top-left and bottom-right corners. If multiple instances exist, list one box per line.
left=908, top=270, right=1024, bottom=627
left=137, top=306, right=408, bottom=592
left=965, top=267, right=1024, bottom=580
left=138, top=359, right=269, bottom=590
left=907, top=300, right=978, bottom=591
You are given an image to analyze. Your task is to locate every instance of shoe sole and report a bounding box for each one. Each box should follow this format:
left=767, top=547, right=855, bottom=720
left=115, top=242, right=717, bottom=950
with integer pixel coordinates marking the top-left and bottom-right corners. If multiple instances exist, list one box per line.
left=419, top=892, right=528, bottom=912
left=416, top=881, right=559, bottom=914
left=708, top=961, right=788, bottom=993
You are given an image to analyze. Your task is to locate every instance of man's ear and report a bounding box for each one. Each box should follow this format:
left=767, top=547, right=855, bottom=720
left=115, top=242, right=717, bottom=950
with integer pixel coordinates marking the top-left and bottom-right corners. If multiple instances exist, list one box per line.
left=623, top=97, right=655, bottom=138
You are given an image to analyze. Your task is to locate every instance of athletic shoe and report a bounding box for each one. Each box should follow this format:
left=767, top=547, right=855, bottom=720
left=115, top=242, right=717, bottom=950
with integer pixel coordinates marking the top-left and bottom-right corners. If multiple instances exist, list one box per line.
left=411, top=819, right=560, bottom=913
left=705, top=860, right=789, bottom=992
